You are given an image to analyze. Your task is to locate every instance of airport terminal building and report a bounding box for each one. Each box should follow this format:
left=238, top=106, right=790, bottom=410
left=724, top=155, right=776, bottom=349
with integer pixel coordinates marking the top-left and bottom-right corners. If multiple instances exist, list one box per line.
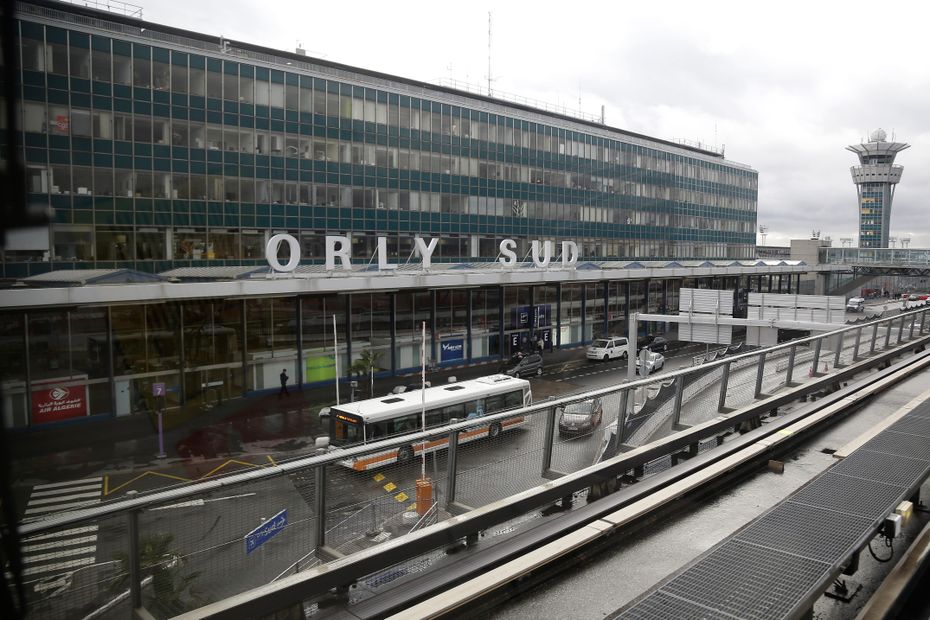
left=0, top=0, right=772, bottom=430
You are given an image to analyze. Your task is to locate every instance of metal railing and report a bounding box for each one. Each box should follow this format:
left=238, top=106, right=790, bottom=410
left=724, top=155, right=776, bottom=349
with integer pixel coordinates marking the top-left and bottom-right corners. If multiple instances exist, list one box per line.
left=13, top=305, right=930, bottom=619
left=822, top=247, right=930, bottom=266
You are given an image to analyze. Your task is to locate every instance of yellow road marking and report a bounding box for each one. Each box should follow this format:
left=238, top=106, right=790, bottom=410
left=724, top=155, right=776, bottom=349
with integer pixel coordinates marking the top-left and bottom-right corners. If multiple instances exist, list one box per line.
left=383, top=482, right=397, bottom=492
left=198, top=459, right=263, bottom=479
left=104, top=471, right=191, bottom=496
left=394, top=492, right=409, bottom=502
left=373, top=473, right=385, bottom=483
left=266, top=455, right=277, bottom=466
left=408, top=503, right=418, bottom=511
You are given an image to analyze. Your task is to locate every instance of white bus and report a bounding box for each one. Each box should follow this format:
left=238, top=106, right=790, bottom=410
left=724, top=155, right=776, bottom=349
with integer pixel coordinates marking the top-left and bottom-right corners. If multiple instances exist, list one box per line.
left=328, top=374, right=532, bottom=471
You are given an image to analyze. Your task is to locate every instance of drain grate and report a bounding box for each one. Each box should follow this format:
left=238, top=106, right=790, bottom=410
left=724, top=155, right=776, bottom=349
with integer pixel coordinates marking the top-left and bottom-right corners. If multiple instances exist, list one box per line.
left=658, top=540, right=827, bottom=620
left=614, top=591, right=740, bottom=620
left=861, top=431, right=930, bottom=463
left=789, top=473, right=904, bottom=521
left=734, top=502, right=872, bottom=563
left=831, top=450, right=930, bottom=487
left=889, top=415, right=930, bottom=437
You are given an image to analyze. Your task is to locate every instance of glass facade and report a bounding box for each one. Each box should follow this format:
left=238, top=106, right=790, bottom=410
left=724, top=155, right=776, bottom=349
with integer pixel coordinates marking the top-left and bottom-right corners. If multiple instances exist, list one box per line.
left=0, top=273, right=803, bottom=429
left=2, top=4, right=757, bottom=276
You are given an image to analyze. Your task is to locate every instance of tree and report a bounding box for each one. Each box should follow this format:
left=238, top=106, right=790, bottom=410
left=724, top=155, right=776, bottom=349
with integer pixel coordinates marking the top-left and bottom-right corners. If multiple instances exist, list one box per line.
left=349, top=349, right=382, bottom=398
left=111, top=533, right=207, bottom=616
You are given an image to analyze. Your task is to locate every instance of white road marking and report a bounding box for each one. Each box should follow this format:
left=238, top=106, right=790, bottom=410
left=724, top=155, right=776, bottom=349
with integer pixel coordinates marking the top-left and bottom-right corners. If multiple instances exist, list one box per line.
left=23, top=526, right=98, bottom=541
left=21, top=535, right=98, bottom=553
left=21, top=557, right=95, bottom=577
left=26, top=491, right=101, bottom=506
left=30, top=484, right=101, bottom=498
left=22, top=546, right=98, bottom=564
left=24, top=499, right=100, bottom=515
left=32, top=477, right=102, bottom=490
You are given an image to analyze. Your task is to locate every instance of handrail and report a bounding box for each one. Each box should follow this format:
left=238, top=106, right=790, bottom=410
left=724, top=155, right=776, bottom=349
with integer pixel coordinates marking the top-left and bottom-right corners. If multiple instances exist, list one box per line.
left=18, top=305, right=929, bottom=537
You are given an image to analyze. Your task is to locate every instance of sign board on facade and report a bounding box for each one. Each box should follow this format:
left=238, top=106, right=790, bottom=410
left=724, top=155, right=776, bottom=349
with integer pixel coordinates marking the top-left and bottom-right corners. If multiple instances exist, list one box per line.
left=677, top=288, right=734, bottom=345
left=245, top=509, right=288, bottom=554
left=265, top=234, right=580, bottom=273
left=32, top=384, right=88, bottom=424
left=440, top=338, right=465, bottom=363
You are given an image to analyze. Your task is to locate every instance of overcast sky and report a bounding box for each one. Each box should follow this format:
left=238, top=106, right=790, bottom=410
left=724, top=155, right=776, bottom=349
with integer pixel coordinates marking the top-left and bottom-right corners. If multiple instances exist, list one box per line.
left=145, top=0, right=930, bottom=248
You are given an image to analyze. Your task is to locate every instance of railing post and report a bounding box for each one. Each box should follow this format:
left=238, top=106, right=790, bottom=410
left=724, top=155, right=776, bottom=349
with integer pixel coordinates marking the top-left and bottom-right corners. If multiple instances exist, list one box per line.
left=541, top=400, right=561, bottom=478
left=909, top=313, right=917, bottom=339
left=445, top=427, right=460, bottom=509
left=897, top=315, right=905, bottom=344
left=921, top=310, right=927, bottom=334
left=884, top=318, right=893, bottom=348
left=314, top=465, right=331, bottom=557
left=616, top=389, right=630, bottom=449
left=853, top=327, right=862, bottom=362
left=871, top=322, right=879, bottom=353
left=128, top=510, right=143, bottom=614
left=833, top=332, right=844, bottom=368
left=717, top=362, right=731, bottom=412
left=785, top=345, right=797, bottom=385
left=671, top=375, right=686, bottom=430
left=811, top=338, right=823, bottom=376
left=754, top=351, right=766, bottom=398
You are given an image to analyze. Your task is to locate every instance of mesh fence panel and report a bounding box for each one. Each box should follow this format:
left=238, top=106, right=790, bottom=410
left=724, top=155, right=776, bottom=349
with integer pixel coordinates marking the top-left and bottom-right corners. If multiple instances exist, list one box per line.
left=16, top=513, right=128, bottom=620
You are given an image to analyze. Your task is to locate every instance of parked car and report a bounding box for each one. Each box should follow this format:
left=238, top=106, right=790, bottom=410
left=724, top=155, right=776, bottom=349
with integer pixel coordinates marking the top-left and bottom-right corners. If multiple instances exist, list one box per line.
left=557, top=398, right=603, bottom=436
left=503, top=353, right=544, bottom=378
left=637, top=335, right=669, bottom=353
left=636, top=351, right=665, bottom=375
left=846, top=297, right=865, bottom=312
left=586, top=337, right=629, bottom=361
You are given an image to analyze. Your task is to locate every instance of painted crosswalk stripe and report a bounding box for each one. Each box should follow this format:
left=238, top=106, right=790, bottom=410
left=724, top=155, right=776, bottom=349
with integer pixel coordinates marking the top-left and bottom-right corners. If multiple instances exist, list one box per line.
left=22, top=535, right=98, bottom=553
left=33, top=477, right=102, bottom=490
left=30, top=484, right=101, bottom=498
left=26, top=492, right=101, bottom=506
left=21, top=557, right=95, bottom=577
left=24, top=499, right=100, bottom=515
left=23, top=526, right=98, bottom=542
left=23, top=546, right=97, bottom=564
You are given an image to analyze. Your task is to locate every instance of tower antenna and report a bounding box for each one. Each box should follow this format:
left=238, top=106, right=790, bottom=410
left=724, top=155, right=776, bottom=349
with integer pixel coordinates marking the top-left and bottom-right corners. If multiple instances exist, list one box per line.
left=487, top=12, right=493, bottom=97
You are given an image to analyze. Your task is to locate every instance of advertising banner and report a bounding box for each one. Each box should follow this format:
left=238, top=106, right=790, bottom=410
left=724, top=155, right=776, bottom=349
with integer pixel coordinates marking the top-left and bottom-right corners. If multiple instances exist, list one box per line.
left=440, top=338, right=465, bottom=362
left=32, top=384, right=88, bottom=424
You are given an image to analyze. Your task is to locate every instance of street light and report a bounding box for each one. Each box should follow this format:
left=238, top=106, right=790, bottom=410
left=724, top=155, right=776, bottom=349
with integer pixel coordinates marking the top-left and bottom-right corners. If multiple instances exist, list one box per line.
left=758, top=225, right=768, bottom=246
left=840, top=237, right=853, bottom=248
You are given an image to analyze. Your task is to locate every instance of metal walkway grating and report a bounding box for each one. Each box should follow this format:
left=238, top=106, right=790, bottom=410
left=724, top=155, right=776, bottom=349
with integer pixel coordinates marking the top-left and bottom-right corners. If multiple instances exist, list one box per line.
left=614, top=398, right=930, bottom=620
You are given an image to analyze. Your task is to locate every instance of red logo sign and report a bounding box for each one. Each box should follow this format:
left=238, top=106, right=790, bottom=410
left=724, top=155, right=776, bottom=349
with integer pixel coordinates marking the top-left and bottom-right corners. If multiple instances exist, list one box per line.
left=33, top=384, right=87, bottom=424
left=54, top=115, right=70, bottom=132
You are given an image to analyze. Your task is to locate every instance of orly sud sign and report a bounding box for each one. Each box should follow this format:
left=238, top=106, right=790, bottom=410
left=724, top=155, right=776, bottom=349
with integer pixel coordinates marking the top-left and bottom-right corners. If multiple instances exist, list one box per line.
left=265, top=235, right=580, bottom=273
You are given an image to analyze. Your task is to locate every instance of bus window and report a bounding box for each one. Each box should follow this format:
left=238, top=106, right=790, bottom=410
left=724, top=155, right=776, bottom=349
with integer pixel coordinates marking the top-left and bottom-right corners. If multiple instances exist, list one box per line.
left=440, top=403, right=465, bottom=424
left=369, top=421, right=390, bottom=440
left=426, top=409, right=445, bottom=428
left=503, top=390, right=523, bottom=409
left=465, top=399, right=483, bottom=419
left=485, top=394, right=504, bottom=414
left=333, top=414, right=363, bottom=446
left=393, top=414, right=419, bottom=435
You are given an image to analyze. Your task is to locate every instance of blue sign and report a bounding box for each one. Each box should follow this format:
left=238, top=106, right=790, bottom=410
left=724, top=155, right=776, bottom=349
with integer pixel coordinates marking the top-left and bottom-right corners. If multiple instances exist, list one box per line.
left=245, top=509, right=288, bottom=554
left=511, top=305, right=551, bottom=329
left=440, top=338, right=465, bottom=362
left=152, top=382, right=166, bottom=397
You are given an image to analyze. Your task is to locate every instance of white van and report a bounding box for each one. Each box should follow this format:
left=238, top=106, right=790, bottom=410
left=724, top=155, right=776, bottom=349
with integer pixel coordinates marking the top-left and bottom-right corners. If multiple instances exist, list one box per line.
left=586, top=337, right=629, bottom=361
left=846, top=297, right=865, bottom=313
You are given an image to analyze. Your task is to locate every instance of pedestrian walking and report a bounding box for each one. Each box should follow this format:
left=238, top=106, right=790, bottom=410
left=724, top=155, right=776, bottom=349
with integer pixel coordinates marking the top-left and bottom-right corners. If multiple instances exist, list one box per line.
left=279, top=368, right=290, bottom=398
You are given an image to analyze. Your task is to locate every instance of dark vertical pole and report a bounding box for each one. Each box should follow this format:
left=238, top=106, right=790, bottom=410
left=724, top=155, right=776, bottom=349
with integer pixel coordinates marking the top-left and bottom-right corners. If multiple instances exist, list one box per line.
left=429, top=289, right=437, bottom=365
left=345, top=294, right=353, bottom=374
left=754, top=352, right=766, bottom=398
left=314, top=465, right=327, bottom=549
left=671, top=375, right=685, bottom=428
left=529, top=285, right=536, bottom=343
left=624, top=281, right=630, bottom=335
left=541, top=403, right=557, bottom=476
left=580, top=284, right=587, bottom=343
left=106, top=307, right=115, bottom=414
left=555, top=282, right=562, bottom=348
left=240, top=300, right=248, bottom=395
left=23, top=312, right=33, bottom=420
left=295, top=297, right=304, bottom=390
left=717, top=362, right=731, bottom=412
left=389, top=293, right=397, bottom=374
left=602, top=280, right=609, bottom=337
left=465, top=290, right=473, bottom=361
left=498, top=286, right=505, bottom=360
left=445, top=428, right=459, bottom=509
left=785, top=345, right=797, bottom=384
left=178, top=303, right=186, bottom=404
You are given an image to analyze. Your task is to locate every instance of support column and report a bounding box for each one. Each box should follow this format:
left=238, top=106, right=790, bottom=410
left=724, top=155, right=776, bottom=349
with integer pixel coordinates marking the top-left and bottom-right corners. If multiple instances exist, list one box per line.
left=717, top=362, right=731, bottom=412
left=465, top=290, right=473, bottom=361
left=295, top=297, right=304, bottom=390
left=498, top=286, right=505, bottom=360
left=389, top=293, right=397, bottom=374
left=555, top=282, right=562, bottom=349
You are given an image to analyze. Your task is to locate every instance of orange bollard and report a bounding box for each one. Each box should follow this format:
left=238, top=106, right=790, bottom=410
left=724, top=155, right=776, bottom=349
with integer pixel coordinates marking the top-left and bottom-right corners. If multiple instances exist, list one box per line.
left=416, top=478, right=433, bottom=515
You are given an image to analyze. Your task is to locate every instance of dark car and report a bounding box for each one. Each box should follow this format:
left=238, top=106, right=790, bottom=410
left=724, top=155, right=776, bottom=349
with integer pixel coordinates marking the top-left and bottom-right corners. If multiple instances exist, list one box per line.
left=503, top=353, right=544, bottom=378
left=558, top=398, right=603, bottom=436
left=637, top=335, right=669, bottom=353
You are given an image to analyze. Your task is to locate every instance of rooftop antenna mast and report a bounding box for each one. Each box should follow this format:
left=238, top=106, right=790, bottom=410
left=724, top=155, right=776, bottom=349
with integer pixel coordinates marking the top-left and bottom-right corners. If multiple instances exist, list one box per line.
left=487, top=11, right=493, bottom=97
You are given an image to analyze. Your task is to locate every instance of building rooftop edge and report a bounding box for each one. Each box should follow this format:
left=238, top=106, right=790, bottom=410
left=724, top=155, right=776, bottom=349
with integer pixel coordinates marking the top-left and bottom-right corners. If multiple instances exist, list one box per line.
left=20, top=0, right=755, bottom=169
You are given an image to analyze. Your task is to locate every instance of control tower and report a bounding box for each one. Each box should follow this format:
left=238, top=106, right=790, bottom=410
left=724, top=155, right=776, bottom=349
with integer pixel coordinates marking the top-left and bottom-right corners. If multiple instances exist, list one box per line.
left=847, top=129, right=909, bottom=248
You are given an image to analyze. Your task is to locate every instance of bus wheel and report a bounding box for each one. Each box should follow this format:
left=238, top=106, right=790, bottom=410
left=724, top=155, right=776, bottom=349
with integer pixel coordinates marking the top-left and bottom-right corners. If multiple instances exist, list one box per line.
left=397, top=446, right=414, bottom=464
left=489, top=422, right=502, bottom=439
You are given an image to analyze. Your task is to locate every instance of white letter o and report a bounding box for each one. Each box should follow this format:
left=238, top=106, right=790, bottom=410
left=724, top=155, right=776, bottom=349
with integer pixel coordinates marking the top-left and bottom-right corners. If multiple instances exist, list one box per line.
left=266, top=233, right=301, bottom=272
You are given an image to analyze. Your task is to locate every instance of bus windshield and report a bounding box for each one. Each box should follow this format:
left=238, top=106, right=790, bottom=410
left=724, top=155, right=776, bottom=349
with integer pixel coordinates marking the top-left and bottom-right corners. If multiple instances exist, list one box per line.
left=331, top=412, right=364, bottom=446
